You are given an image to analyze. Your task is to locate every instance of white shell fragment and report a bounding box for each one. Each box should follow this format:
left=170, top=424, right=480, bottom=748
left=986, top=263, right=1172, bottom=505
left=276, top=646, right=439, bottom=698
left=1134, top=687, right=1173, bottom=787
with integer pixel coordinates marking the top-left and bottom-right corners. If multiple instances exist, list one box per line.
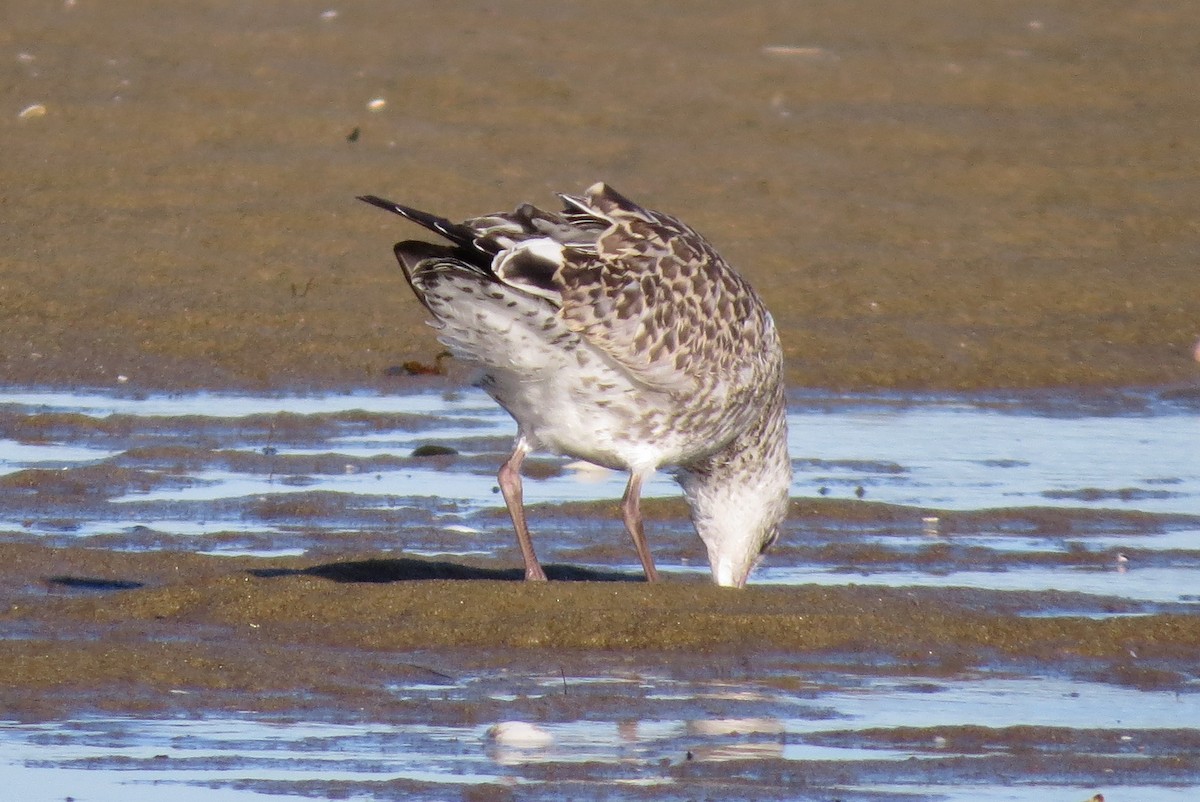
left=366, top=97, right=386, bottom=112
left=18, top=103, right=47, bottom=119
left=761, top=45, right=835, bottom=60
left=485, top=721, right=554, bottom=748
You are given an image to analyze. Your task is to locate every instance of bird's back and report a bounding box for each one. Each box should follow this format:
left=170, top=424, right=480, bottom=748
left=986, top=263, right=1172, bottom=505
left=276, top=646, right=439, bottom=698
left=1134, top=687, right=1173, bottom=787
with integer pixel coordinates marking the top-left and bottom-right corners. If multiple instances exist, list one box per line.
left=368, top=184, right=783, bottom=469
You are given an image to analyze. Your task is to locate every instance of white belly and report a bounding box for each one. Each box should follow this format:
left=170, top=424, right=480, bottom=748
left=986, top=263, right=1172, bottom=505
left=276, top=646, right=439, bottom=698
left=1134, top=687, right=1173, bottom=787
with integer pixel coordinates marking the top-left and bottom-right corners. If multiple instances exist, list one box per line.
left=485, top=369, right=683, bottom=471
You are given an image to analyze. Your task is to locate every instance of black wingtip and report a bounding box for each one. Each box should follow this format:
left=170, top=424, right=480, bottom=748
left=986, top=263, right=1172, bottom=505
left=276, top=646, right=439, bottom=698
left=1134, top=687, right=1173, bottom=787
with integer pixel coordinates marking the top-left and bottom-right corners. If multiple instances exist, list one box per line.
left=357, top=194, right=401, bottom=212
left=357, top=194, right=467, bottom=241
left=357, top=194, right=436, bottom=223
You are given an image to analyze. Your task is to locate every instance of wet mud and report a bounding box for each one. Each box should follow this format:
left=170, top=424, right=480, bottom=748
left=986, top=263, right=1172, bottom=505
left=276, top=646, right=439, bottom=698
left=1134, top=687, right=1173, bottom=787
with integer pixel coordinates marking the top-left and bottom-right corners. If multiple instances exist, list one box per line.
left=3, top=400, right=1199, bottom=799
left=3, top=539, right=1199, bottom=799
left=2, top=0, right=1199, bottom=392
left=5, top=541, right=1200, bottom=671
left=3, top=1, right=1200, bottom=797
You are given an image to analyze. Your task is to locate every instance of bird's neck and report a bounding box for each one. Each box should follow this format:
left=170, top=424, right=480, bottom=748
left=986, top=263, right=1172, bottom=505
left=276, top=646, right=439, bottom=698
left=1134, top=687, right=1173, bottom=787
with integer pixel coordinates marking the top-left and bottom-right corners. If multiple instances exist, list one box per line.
left=677, top=380, right=792, bottom=584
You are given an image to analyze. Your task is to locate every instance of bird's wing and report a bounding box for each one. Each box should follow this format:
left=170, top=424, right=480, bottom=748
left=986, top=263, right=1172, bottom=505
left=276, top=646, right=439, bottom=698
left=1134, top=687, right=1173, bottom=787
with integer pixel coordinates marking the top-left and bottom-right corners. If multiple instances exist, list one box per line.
left=359, top=185, right=777, bottom=396
left=551, top=183, right=776, bottom=396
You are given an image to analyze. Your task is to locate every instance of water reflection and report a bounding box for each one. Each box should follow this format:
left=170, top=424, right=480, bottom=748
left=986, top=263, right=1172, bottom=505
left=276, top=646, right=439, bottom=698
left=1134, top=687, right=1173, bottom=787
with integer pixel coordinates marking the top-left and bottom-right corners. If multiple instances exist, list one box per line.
left=3, top=667, right=1197, bottom=801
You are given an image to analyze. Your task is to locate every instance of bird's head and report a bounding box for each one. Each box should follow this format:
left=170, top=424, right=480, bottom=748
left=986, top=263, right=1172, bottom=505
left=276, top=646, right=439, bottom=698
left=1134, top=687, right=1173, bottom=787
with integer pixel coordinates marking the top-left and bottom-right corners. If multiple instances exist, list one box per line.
left=686, top=468, right=790, bottom=588
left=680, top=398, right=791, bottom=588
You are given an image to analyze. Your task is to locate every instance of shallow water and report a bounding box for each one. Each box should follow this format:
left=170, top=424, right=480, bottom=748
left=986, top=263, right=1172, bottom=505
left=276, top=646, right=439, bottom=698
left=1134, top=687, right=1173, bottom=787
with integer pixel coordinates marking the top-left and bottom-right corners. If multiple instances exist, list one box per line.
left=3, top=661, right=1199, bottom=801
left=6, top=0, right=1200, bottom=796
left=2, top=387, right=1197, bottom=602
left=1, top=387, right=1198, bottom=800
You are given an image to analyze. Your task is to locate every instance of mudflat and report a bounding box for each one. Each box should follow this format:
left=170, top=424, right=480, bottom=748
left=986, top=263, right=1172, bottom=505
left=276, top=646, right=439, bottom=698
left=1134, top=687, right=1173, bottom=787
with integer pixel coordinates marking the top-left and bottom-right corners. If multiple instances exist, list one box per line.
left=3, top=3, right=1199, bottom=797
left=3, top=539, right=1198, bottom=717
left=3, top=0, right=1198, bottom=392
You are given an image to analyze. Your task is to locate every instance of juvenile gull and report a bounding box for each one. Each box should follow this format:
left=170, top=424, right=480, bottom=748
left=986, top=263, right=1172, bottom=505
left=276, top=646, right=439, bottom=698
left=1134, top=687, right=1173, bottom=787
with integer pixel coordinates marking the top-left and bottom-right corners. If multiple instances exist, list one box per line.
left=359, top=183, right=790, bottom=587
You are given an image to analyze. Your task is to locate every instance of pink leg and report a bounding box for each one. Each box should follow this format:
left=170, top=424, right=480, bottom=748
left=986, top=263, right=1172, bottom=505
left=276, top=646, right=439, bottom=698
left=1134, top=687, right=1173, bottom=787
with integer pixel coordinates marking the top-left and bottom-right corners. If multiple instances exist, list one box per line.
left=497, top=439, right=547, bottom=581
left=621, top=471, right=659, bottom=582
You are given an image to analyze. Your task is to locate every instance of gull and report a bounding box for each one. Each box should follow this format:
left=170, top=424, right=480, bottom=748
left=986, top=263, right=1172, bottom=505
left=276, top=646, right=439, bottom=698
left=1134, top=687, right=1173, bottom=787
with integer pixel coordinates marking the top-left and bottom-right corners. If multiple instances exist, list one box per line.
left=359, top=183, right=790, bottom=587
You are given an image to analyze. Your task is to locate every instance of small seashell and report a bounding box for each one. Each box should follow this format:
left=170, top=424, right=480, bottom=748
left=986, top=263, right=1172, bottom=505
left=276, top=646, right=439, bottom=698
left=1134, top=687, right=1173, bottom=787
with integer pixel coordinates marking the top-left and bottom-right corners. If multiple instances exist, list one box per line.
left=320, top=9, right=338, bottom=20
left=18, top=103, right=47, bottom=119
left=366, top=97, right=386, bottom=112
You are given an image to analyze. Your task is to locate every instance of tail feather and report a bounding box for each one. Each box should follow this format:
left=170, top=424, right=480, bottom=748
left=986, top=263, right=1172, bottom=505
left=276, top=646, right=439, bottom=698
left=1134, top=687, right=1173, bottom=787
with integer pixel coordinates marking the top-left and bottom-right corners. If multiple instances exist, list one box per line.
left=392, top=239, right=499, bottom=311
left=357, top=195, right=500, bottom=257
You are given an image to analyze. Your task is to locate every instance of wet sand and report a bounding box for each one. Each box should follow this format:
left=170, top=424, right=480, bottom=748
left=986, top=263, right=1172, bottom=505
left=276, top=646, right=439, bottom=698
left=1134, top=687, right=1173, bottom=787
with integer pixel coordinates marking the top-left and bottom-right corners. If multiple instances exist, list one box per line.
left=3, top=3, right=1200, bottom=796
left=2, top=401, right=1199, bottom=799
left=3, top=540, right=1198, bottom=717
left=2, top=0, right=1198, bottom=391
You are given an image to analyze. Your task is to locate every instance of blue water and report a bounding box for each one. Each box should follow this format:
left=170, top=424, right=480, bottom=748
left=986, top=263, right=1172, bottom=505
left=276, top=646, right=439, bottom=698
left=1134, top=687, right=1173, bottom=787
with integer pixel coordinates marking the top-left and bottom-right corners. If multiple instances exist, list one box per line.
left=2, top=387, right=1197, bottom=601
left=1, top=386, right=1198, bottom=801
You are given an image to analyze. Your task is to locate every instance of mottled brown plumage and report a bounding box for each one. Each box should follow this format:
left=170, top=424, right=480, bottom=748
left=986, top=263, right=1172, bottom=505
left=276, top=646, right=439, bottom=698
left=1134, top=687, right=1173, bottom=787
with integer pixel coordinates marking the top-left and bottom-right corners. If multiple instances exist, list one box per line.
left=360, top=183, right=790, bottom=586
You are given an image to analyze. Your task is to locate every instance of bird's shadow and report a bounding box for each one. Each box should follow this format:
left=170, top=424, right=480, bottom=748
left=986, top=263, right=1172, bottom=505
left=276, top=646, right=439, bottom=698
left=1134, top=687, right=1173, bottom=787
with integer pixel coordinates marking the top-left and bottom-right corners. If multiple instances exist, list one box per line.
left=249, top=558, right=642, bottom=584
left=45, top=575, right=146, bottom=592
